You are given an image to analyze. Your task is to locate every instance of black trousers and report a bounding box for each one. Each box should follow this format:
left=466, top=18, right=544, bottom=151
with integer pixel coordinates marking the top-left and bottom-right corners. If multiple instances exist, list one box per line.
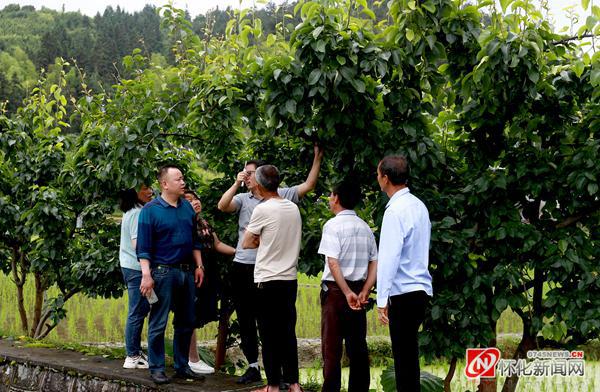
left=231, top=262, right=259, bottom=364
left=321, top=281, right=370, bottom=392
left=256, top=280, right=299, bottom=386
left=388, top=290, right=429, bottom=392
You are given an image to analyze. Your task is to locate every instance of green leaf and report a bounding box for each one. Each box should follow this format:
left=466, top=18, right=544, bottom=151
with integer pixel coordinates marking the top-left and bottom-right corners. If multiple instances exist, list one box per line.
left=406, top=29, right=415, bottom=42
left=314, top=40, right=326, bottom=52
left=431, top=305, right=441, bottom=320
left=500, top=0, right=513, bottom=12
left=381, top=366, right=443, bottom=392
left=528, top=69, right=539, bottom=83
left=420, top=372, right=444, bottom=392
left=308, top=69, right=322, bottom=85
left=352, top=79, right=366, bottom=93
left=381, top=365, right=396, bottom=392
left=495, top=298, right=508, bottom=312
left=285, top=99, right=296, bottom=114
left=362, top=7, right=376, bottom=19
left=542, top=323, right=555, bottom=340
left=583, top=0, right=591, bottom=10
left=312, top=25, right=324, bottom=39
left=422, top=1, right=436, bottom=13
left=336, top=55, right=346, bottom=65
left=518, top=46, right=528, bottom=58
left=425, top=35, right=436, bottom=49
left=558, top=239, right=569, bottom=254
left=588, top=183, right=598, bottom=195
left=590, top=69, right=600, bottom=86
left=586, top=15, right=597, bottom=31
left=573, top=61, right=585, bottom=78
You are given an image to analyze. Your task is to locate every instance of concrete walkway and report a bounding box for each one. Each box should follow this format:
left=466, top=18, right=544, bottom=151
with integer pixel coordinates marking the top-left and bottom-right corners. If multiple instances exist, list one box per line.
left=0, top=338, right=262, bottom=391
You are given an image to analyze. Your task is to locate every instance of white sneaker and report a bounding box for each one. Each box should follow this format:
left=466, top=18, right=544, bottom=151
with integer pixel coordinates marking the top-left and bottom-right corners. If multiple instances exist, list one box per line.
left=123, top=355, right=149, bottom=369
left=188, top=359, right=215, bottom=374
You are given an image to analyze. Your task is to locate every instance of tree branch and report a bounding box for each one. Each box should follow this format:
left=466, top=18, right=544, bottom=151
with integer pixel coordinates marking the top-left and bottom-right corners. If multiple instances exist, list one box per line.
left=510, top=279, right=535, bottom=295
left=159, top=132, right=205, bottom=141
left=34, top=289, right=79, bottom=339
left=555, top=201, right=600, bottom=229
left=551, top=33, right=598, bottom=46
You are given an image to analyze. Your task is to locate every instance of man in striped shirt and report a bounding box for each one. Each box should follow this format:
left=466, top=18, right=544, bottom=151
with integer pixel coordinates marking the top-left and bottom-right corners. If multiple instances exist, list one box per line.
left=317, top=181, right=378, bottom=392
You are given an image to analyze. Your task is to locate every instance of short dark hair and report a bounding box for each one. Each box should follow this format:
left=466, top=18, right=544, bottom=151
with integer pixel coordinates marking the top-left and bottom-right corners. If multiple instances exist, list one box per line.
left=157, top=165, right=182, bottom=182
left=184, top=189, right=200, bottom=201
left=118, top=188, right=141, bottom=213
left=332, top=181, right=362, bottom=210
left=378, top=155, right=409, bottom=185
left=255, top=164, right=280, bottom=192
left=246, top=159, right=265, bottom=169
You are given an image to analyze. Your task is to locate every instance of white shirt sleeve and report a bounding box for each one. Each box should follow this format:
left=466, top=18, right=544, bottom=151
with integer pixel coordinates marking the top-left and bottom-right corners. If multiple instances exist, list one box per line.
left=317, top=221, right=340, bottom=259
left=246, top=205, right=266, bottom=235
left=376, top=209, right=404, bottom=307
left=368, top=230, right=378, bottom=261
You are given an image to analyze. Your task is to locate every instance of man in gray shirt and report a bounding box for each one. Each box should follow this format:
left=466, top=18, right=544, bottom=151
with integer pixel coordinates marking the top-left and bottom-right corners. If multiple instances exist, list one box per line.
left=217, top=145, right=323, bottom=384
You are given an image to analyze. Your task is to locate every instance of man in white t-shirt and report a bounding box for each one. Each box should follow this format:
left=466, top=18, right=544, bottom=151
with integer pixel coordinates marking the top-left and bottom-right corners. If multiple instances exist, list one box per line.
left=318, top=181, right=378, bottom=392
left=242, top=165, right=303, bottom=392
left=217, top=146, right=322, bottom=384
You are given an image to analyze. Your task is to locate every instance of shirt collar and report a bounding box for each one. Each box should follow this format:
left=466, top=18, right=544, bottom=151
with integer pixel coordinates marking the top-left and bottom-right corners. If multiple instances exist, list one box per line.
left=385, top=187, right=410, bottom=209
left=157, top=195, right=181, bottom=208
left=337, top=209, right=357, bottom=216
left=249, top=191, right=262, bottom=200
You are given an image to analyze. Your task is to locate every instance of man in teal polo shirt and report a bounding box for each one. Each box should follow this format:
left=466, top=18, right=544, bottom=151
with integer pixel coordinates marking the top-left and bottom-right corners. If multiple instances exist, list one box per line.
left=137, top=165, right=205, bottom=385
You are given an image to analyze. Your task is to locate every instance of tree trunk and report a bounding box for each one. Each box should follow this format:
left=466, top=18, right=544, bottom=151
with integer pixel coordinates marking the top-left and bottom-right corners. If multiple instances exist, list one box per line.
left=477, top=336, right=497, bottom=392
left=34, top=290, right=77, bottom=339
left=500, top=333, right=536, bottom=392
left=444, top=356, right=457, bottom=392
left=502, top=268, right=543, bottom=392
left=215, top=307, right=231, bottom=371
left=30, top=273, right=44, bottom=337
left=11, top=247, right=29, bottom=335
left=34, top=308, right=52, bottom=339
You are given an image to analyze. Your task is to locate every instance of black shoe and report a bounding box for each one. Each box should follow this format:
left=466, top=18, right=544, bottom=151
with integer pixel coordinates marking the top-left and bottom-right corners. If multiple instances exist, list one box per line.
left=236, top=366, right=262, bottom=384
left=174, top=367, right=206, bottom=381
left=150, top=370, right=171, bottom=385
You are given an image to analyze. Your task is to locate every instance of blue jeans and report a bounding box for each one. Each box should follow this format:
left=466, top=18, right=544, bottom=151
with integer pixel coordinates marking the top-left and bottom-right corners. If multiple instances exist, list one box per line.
left=121, top=267, right=150, bottom=357
left=147, top=265, right=196, bottom=373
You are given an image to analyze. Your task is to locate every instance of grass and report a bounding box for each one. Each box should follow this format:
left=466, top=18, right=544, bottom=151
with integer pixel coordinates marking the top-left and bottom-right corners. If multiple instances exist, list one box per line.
left=1, top=272, right=598, bottom=392
left=0, top=272, right=526, bottom=343
left=299, top=360, right=600, bottom=392
left=0, top=272, right=395, bottom=343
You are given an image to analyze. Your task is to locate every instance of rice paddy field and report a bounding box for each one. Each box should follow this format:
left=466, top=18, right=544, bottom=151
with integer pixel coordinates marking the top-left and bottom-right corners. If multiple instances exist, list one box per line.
left=0, top=273, right=597, bottom=391
left=0, top=273, right=524, bottom=342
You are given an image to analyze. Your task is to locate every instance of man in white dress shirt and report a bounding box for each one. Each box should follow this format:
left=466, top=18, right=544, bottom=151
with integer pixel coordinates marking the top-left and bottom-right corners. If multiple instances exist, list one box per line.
left=376, top=155, right=432, bottom=392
